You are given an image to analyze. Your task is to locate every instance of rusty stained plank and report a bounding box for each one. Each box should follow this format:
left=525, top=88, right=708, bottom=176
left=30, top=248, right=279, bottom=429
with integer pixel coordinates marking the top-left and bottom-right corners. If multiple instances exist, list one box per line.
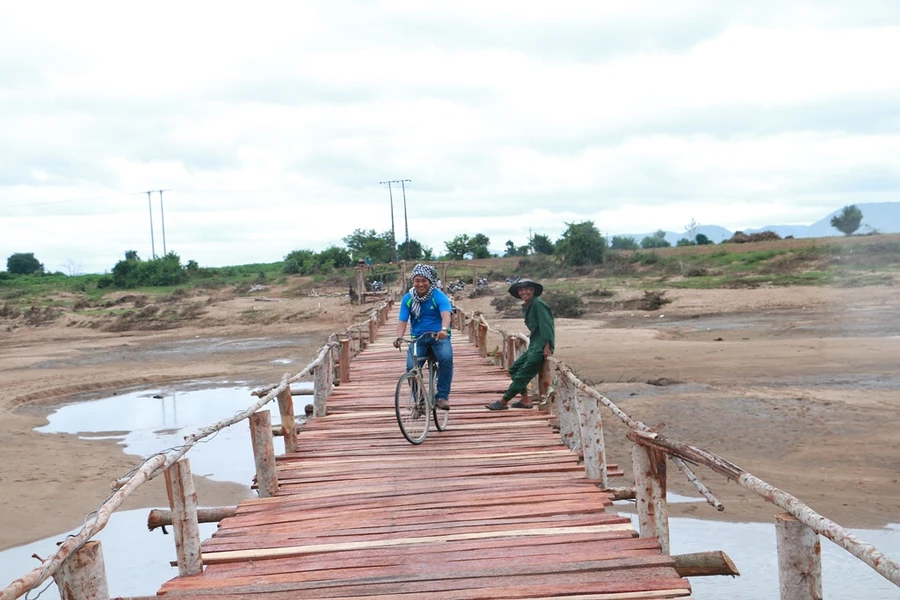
left=156, top=307, right=690, bottom=599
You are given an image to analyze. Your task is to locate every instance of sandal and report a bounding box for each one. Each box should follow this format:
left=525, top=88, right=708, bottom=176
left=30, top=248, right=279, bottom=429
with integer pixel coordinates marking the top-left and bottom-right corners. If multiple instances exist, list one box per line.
left=510, top=400, right=534, bottom=409
left=485, top=400, right=509, bottom=411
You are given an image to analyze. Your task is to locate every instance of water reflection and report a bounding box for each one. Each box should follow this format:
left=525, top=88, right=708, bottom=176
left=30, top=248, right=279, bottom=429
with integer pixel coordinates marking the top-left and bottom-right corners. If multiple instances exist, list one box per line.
left=0, top=510, right=217, bottom=598
left=36, top=382, right=312, bottom=486
left=617, top=511, right=900, bottom=598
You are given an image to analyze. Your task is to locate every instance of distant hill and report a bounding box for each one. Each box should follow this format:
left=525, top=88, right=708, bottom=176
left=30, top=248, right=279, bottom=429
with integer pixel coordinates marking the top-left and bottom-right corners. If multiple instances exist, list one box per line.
left=620, top=202, right=900, bottom=245
left=745, top=202, right=900, bottom=238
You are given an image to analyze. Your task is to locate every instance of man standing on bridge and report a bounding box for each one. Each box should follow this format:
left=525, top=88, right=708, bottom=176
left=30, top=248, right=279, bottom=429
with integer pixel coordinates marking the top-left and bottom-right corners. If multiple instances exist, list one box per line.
left=393, top=263, right=454, bottom=410
left=486, top=278, right=555, bottom=410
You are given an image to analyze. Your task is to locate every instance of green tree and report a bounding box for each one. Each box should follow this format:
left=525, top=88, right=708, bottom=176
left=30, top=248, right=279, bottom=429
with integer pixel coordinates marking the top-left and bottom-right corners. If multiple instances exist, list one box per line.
left=529, top=233, right=555, bottom=255
left=640, top=230, right=671, bottom=249
left=555, top=221, right=605, bottom=266
left=504, top=240, right=531, bottom=257
left=830, top=205, right=864, bottom=236
left=676, top=238, right=696, bottom=247
left=397, top=239, right=426, bottom=261
left=317, top=246, right=353, bottom=270
left=469, top=233, right=491, bottom=259
left=444, top=234, right=471, bottom=260
left=610, top=236, right=639, bottom=250
left=342, top=229, right=394, bottom=263
left=111, top=251, right=186, bottom=288
left=695, top=233, right=713, bottom=245
left=6, top=252, right=44, bottom=275
left=283, top=249, right=317, bottom=275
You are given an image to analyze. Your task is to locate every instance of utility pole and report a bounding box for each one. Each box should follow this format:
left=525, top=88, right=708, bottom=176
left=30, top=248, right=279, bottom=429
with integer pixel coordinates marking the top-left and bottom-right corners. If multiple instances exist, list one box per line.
left=380, top=179, right=411, bottom=259
left=400, top=180, right=410, bottom=259
left=158, top=190, right=169, bottom=256
left=378, top=181, right=397, bottom=259
left=146, top=191, right=157, bottom=259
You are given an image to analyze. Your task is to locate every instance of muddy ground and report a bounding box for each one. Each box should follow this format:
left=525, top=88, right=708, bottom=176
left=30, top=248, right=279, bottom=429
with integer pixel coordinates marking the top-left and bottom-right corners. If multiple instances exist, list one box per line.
left=1, top=283, right=898, bottom=551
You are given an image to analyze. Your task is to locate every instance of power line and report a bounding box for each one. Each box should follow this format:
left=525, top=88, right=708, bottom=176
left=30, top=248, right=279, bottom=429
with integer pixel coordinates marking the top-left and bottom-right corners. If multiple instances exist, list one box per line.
left=146, top=191, right=157, bottom=259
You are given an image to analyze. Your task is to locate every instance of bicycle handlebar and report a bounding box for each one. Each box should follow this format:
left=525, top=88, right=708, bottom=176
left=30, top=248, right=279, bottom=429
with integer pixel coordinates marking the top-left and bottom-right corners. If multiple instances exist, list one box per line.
left=394, top=331, right=446, bottom=351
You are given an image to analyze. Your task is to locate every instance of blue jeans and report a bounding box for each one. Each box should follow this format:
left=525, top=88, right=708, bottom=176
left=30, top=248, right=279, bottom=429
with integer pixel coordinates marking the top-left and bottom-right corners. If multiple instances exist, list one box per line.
left=407, top=336, right=454, bottom=401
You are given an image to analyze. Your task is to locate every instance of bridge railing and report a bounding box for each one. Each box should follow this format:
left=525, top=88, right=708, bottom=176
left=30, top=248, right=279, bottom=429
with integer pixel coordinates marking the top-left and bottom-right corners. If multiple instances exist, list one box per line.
left=0, top=298, right=394, bottom=600
left=457, top=304, right=900, bottom=596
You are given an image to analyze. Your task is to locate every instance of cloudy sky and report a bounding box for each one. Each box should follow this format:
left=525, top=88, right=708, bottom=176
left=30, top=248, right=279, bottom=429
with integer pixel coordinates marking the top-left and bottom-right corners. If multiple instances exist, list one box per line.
left=2, top=1, right=899, bottom=274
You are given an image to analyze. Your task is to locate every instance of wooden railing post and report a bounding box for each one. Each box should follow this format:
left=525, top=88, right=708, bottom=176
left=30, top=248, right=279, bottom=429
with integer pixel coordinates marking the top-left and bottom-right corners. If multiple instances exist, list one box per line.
left=477, top=322, right=488, bottom=357
left=632, top=442, right=670, bottom=554
left=355, top=266, right=365, bottom=305
left=314, top=361, right=328, bottom=417
left=276, top=387, right=297, bottom=453
left=468, top=314, right=477, bottom=343
left=369, top=318, right=378, bottom=344
left=339, top=337, right=351, bottom=383
left=578, top=392, right=608, bottom=487
left=504, top=335, right=515, bottom=370
left=538, top=357, right=551, bottom=401
left=51, top=540, right=109, bottom=600
left=250, top=410, right=278, bottom=498
left=776, top=513, right=822, bottom=600
left=556, top=381, right=579, bottom=449
left=164, top=458, right=203, bottom=575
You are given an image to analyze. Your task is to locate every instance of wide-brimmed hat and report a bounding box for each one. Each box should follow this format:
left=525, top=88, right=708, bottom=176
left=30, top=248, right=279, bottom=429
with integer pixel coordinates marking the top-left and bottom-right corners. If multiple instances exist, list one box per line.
left=508, top=278, right=543, bottom=298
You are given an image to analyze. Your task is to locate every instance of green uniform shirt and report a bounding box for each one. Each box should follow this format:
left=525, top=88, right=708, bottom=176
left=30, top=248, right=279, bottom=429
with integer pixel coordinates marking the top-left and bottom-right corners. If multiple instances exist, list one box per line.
left=523, top=296, right=555, bottom=353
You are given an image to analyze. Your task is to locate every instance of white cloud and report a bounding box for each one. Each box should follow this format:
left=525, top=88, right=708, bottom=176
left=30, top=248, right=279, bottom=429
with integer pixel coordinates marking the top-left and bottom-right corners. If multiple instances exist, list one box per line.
left=2, top=1, right=900, bottom=273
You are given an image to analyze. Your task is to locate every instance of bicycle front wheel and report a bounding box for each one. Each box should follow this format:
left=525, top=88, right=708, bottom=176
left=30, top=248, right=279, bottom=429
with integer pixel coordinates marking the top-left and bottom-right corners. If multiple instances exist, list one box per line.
left=429, top=361, right=449, bottom=432
left=395, top=371, right=430, bottom=444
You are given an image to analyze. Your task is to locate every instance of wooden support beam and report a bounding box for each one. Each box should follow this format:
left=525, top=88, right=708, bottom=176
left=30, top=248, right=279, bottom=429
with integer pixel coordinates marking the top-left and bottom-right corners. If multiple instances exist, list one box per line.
left=163, top=458, right=203, bottom=575
left=673, top=551, right=740, bottom=577
left=776, top=513, right=822, bottom=600
left=148, top=507, right=237, bottom=531
left=602, top=486, right=636, bottom=501
left=52, top=540, right=109, bottom=600
left=250, top=411, right=278, bottom=498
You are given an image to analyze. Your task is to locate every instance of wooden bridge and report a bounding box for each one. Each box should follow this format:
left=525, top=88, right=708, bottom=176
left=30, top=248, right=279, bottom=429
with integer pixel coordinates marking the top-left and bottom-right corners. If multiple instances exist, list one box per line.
left=155, top=313, right=693, bottom=599
left=6, top=295, right=899, bottom=600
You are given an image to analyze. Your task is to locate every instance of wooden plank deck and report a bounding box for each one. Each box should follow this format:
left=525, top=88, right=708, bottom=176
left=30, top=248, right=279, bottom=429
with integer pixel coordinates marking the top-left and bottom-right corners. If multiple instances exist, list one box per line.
left=157, top=314, right=693, bottom=599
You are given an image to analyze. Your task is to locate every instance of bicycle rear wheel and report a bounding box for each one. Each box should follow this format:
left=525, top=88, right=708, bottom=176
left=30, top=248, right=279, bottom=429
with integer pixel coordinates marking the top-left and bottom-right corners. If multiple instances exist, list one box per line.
left=395, top=371, right=430, bottom=444
left=429, top=361, right=449, bottom=431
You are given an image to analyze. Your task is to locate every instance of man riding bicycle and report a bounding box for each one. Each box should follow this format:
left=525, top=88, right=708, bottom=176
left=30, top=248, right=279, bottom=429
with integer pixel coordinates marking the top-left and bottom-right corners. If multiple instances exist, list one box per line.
left=393, top=263, right=454, bottom=410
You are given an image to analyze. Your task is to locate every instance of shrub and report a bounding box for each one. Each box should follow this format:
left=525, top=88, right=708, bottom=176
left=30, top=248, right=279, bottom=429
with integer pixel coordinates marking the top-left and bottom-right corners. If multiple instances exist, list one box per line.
left=543, top=290, right=584, bottom=318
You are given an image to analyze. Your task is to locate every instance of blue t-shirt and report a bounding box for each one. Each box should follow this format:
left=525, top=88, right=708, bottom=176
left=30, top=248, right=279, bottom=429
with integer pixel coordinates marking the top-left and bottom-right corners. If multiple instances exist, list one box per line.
left=398, top=288, right=453, bottom=336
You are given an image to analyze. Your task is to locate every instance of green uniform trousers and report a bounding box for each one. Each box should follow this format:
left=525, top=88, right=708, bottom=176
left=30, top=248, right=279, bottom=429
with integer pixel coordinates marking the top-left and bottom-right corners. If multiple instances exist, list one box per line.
left=501, top=349, right=545, bottom=401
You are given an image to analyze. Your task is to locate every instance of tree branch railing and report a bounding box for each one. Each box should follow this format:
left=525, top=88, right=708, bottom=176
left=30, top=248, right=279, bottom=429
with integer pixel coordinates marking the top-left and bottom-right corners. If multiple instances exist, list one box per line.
left=0, top=298, right=394, bottom=600
left=455, top=303, right=900, bottom=594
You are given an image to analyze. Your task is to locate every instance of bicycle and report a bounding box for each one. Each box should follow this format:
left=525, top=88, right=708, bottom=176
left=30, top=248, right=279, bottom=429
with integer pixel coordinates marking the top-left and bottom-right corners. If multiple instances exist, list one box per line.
left=394, top=332, right=449, bottom=444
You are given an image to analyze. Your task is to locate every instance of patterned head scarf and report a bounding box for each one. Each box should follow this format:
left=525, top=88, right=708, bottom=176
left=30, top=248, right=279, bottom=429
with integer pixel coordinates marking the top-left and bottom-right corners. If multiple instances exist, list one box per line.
left=409, top=263, right=438, bottom=319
